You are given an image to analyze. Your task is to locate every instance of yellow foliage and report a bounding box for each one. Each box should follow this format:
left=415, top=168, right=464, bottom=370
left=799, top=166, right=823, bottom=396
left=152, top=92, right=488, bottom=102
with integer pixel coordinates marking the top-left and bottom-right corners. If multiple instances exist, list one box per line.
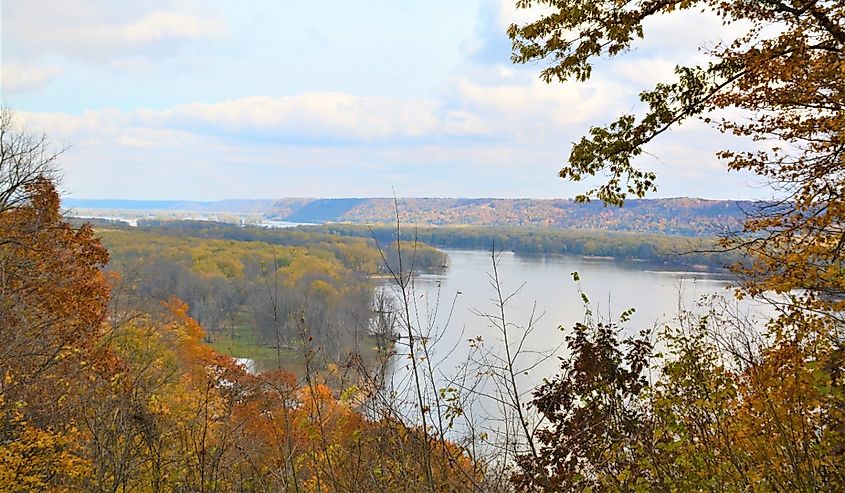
left=0, top=408, right=90, bottom=492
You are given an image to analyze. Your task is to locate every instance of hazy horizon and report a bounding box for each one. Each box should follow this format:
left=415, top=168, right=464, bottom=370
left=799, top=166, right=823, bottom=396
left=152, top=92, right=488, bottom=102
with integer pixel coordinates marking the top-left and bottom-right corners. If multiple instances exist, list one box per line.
left=63, top=195, right=752, bottom=204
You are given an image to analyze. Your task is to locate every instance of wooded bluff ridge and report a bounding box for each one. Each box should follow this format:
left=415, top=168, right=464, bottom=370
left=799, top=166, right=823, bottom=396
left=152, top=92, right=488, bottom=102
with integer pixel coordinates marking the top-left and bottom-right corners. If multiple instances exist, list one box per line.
left=66, top=197, right=751, bottom=236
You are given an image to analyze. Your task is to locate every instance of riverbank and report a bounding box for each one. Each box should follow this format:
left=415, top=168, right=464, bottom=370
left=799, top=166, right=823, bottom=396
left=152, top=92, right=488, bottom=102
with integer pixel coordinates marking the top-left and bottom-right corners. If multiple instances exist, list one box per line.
left=302, top=223, right=741, bottom=273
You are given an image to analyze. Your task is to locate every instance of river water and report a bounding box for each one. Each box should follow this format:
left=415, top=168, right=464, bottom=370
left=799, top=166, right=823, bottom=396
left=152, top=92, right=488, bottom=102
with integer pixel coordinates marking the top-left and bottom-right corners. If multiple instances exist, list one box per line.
left=383, top=249, right=772, bottom=427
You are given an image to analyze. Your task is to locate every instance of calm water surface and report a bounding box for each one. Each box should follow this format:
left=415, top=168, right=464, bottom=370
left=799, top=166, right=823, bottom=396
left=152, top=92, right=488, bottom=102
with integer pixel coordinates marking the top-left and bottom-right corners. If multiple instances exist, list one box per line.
left=386, top=249, right=770, bottom=406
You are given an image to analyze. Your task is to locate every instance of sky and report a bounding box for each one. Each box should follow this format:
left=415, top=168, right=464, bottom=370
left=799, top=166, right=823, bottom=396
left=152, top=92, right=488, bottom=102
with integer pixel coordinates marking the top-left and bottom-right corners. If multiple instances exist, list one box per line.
left=1, top=0, right=770, bottom=201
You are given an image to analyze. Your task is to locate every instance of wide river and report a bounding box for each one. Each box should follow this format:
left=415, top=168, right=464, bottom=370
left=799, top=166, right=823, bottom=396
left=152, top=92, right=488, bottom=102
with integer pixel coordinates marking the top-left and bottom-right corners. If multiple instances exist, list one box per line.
left=383, top=249, right=772, bottom=423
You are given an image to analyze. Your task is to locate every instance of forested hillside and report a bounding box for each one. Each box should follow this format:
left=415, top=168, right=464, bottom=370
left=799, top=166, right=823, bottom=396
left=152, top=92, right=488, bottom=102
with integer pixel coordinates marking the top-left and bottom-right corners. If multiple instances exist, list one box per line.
left=100, top=228, right=377, bottom=369
left=273, top=197, right=749, bottom=235
left=69, top=196, right=752, bottom=236
left=127, top=219, right=448, bottom=273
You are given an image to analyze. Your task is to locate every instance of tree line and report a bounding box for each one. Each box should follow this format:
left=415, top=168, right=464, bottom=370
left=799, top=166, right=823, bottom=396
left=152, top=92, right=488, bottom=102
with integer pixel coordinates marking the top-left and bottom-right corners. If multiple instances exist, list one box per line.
left=132, top=219, right=448, bottom=273
left=307, top=223, right=740, bottom=271
left=99, top=229, right=377, bottom=366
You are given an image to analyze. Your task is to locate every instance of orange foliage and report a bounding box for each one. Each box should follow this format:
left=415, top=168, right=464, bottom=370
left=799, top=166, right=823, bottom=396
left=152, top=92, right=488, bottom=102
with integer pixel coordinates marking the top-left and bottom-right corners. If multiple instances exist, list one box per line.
left=0, top=178, right=112, bottom=488
left=1, top=177, right=478, bottom=491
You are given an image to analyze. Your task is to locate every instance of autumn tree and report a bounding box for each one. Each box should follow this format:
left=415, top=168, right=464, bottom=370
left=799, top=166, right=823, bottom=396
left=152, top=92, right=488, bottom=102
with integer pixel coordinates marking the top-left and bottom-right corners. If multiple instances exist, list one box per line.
left=0, top=111, right=112, bottom=489
left=509, top=0, right=844, bottom=490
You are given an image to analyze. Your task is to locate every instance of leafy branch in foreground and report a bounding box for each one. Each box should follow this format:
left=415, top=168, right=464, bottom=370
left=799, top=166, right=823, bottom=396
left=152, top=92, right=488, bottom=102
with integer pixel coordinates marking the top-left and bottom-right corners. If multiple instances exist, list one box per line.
left=510, top=0, right=844, bottom=208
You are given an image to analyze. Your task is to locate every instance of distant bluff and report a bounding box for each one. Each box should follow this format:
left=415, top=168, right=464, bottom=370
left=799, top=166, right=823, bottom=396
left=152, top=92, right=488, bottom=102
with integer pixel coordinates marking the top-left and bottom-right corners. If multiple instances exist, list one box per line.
left=64, top=196, right=755, bottom=236
left=274, top=197, right=752, bottom=236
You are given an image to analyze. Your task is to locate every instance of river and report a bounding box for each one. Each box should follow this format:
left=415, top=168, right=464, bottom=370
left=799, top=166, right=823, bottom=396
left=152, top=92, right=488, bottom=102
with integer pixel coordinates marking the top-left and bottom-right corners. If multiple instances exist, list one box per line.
left=382, top=248, right=772, bottom=429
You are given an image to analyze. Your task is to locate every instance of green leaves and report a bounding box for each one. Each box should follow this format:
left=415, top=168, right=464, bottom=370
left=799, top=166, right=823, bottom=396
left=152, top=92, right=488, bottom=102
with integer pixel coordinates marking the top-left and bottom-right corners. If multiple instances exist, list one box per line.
left=507, top=0, right=705, bottom=206
left=562, top=59, right=744, bottom=206
left=619, top=307, right=636, bottom=324
left=565, top=113, right=657, bottom=206
left=509, top=0, right=675, bottom=84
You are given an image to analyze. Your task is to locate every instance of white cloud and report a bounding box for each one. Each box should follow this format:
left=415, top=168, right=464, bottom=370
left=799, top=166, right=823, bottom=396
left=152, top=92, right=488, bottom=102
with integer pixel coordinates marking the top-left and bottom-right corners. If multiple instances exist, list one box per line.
left=640, top=9, right=752, bottom=55
left=3, top=1, right=224, bottom=63
left=453, top=76, right=627, bottom=143
left=11, top=79, right=763, bottom=200
left=121, top=11, right=224, bottom=43
left=133, top=93, right=491, bottom=142
left=606, top=58, right=678, bottom=90
left=0, top=63, right=63, bottom=93
left=495, top=0, right=556, bottom=30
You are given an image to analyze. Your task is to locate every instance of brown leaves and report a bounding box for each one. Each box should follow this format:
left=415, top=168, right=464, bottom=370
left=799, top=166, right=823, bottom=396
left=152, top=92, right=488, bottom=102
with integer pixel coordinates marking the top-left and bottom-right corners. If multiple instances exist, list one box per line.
left=0, top=178, right=111, bottom=394
left=0, top=176, right=112, bottom=488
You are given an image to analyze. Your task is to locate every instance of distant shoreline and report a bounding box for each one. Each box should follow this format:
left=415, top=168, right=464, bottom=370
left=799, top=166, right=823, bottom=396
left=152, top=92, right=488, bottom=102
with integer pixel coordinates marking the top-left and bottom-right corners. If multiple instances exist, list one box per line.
left=64, top=196, right=759, bottom=237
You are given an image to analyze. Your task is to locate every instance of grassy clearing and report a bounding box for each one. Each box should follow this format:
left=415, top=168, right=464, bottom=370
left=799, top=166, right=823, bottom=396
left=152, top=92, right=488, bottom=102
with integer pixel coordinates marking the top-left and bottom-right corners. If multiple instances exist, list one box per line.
left=205, top=324, right=389, bottom=377
left=207, top=325, right=276, bottom=360
left=206, top=325, right=303, bottom=372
